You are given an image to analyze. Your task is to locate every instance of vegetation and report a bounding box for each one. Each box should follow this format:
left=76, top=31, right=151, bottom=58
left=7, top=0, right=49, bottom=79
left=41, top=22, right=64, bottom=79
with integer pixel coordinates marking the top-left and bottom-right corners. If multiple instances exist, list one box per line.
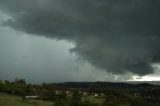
left=0, top=92, right=53, bottom=106
left=0, top=79, right=160, bottom=106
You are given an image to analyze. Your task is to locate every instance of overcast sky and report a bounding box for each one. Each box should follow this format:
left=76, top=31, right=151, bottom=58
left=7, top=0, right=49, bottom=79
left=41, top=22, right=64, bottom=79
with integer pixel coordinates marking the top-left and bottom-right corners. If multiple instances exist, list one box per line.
left=0, top=0, right=160, bottom=83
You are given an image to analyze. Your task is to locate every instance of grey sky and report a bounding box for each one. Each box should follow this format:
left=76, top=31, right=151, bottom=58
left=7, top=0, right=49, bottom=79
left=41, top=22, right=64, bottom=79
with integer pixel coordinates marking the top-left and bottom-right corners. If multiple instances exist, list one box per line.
left=0, top=22, right=132, bottom=83
left=0, top=18, right=120, bottom=83
left=0, top=0, right=160, bottom=83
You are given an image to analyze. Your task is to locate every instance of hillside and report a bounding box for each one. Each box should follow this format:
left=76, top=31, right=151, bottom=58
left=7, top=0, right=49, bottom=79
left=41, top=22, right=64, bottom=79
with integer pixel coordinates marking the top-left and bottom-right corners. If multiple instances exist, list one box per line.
left=0, top=92, right=53, bottom=106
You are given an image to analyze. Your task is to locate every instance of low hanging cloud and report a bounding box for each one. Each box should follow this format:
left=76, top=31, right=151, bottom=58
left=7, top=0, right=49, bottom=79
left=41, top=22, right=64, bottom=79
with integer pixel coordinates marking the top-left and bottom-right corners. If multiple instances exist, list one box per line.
left=0, top=0, right=160, bottom=75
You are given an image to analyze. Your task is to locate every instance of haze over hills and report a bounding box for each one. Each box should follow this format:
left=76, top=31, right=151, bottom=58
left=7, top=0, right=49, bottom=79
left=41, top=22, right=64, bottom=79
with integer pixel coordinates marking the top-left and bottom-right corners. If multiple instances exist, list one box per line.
left=50, top=81, right=160, bottom=90
left=125, top=81, right=160, bottom=85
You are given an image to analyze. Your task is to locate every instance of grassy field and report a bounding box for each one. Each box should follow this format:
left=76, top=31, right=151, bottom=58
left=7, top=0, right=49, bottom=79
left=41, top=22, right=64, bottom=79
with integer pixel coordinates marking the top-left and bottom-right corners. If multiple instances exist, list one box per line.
left=82, top=95, right=104, bottom=104
left=0, top=92, right=53, bottom=106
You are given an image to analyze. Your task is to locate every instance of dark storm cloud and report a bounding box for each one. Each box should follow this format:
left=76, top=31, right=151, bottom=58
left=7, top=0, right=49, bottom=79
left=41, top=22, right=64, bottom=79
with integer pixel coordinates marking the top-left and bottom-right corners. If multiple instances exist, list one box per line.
left=0, top=0, right=160, bottom=75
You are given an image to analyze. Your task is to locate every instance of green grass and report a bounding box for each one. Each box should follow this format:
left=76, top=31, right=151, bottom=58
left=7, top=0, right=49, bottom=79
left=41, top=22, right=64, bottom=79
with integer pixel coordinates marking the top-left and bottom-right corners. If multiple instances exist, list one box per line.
left=82, top=96, right=104, bottom=104
left=0, top=92, right=53, bottom=106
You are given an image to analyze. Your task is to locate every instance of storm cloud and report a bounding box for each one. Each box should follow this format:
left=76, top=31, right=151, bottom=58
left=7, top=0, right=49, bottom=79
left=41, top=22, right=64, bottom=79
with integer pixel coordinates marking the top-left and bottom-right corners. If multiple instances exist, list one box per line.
left=0, top=0, right=160, bottom=75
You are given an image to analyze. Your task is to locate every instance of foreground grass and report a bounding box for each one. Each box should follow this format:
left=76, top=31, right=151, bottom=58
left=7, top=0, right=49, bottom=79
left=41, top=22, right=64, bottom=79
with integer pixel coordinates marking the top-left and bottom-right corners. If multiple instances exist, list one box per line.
left=0, top=92, right=53, bottom=106
left=82, top=95, right=104, bottom=104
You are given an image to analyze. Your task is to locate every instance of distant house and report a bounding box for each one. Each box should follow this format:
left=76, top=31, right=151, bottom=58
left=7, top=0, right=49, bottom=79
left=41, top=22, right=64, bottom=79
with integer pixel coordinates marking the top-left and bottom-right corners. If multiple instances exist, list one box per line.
left=23, top=95, right=39, bottom=99
left=55, top=90, right=62, bottom=95
left=65, top=91, right=73, bottom=97
left=134, top=93, right=140, bottom=97
left=94, top=93, right=98, bottom=97
left=82, top=92, right=88, bottom=96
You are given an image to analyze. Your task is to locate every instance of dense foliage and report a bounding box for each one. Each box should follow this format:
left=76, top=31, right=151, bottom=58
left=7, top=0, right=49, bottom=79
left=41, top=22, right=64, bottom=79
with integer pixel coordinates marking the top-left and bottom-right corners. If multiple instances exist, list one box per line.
left=0, top=79, right=160, bottom=106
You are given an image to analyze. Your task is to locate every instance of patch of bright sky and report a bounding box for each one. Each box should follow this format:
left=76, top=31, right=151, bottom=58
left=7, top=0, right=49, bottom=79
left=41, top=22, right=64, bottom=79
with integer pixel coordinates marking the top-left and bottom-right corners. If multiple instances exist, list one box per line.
left=128, top=75, right=160, bottom=81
